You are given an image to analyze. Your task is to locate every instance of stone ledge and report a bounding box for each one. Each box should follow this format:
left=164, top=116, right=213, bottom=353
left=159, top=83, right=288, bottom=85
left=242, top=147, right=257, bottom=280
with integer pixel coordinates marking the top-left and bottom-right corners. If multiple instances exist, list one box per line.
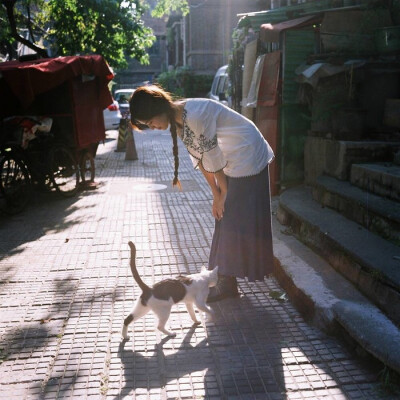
left=273, top=187, right=400, bottom=373
left=272, top=194, right=400, bottom=374
left=277, top=185, right=400, bottom=325
left=313, top=174, right=400, bottom=245
left=351, top=163, right=400, bottom=202
left=304, top=137, right=400, bottom=184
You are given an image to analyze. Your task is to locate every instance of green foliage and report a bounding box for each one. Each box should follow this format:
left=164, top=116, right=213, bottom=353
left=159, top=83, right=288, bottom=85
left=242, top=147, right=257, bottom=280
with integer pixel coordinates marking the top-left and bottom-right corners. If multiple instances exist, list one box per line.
left=1, top=0, right=156, bottom=69
left=45, top=0, right=154, bottom=69
left=1, top=0, right=47, bottom=59
left=156, top=66, right=213, bottom=98
left=151, top=0, right=189, bottom=17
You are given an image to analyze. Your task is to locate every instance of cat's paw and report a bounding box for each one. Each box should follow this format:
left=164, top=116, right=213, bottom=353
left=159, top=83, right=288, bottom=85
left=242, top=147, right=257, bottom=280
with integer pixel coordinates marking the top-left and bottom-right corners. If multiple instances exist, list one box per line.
left=167, top=332, right=177, bottom=337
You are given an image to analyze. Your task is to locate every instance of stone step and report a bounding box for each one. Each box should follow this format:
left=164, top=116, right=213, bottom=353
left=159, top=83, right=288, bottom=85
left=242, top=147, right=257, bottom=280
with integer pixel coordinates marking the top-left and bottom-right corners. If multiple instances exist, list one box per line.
left=275, top=188, right=400, bottom=374
left=272, top=198, right=400, bottom=375
left=313, top=175, right=400, bottom=245
left=277, top=185, right=400, bottom=327
left=304, top=137, right=400, bottom=184
left=350, top=162, right=400, bottom=202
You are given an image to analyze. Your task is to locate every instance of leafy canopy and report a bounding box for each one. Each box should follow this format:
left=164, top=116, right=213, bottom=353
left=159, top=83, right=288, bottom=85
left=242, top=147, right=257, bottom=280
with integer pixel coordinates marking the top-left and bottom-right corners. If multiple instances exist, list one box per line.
left=1, top=0, right=190, bottom=68
left=47, top=0, right=156, bottom=69
left=152, top=0, right=188, bottom=17
left=1, top=0, right=154, bottom=69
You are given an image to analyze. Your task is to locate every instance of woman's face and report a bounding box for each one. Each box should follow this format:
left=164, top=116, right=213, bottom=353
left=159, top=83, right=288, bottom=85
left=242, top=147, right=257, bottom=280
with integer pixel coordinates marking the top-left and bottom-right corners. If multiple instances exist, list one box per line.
left=137, top=113, right=169, bottom=130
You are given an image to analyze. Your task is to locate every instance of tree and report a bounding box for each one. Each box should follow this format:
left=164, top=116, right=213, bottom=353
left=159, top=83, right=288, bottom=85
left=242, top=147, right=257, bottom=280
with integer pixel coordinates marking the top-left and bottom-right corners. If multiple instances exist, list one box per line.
left=1, top=0, right=48, bottom=60
left=0, top=0, right=155, bottom=69
left=151, top=0, right=188, bottom=18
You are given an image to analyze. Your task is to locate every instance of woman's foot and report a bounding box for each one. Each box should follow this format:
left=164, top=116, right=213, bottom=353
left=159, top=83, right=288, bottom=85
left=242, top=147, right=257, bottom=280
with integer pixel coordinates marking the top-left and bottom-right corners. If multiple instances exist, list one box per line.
left=207, top=275, right=239, bottom=302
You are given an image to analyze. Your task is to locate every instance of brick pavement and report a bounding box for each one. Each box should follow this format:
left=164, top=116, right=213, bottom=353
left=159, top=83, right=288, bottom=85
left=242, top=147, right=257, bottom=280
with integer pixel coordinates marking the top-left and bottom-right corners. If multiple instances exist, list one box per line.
left=0, top=129, right=397, bottom=399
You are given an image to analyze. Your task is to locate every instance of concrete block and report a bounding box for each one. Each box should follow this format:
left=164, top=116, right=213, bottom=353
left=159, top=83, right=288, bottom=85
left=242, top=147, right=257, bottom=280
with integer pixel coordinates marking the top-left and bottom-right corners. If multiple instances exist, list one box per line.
left=350, top=163, right=400, bottom=202
left=305, top=137, right=400, bottom=184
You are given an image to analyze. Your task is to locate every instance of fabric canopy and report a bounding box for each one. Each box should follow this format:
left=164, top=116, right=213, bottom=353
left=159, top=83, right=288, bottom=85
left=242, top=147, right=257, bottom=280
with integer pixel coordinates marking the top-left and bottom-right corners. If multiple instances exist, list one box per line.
left=0, top=55, right=113, bottom=109
left=0, top=55, right=114, bottom=148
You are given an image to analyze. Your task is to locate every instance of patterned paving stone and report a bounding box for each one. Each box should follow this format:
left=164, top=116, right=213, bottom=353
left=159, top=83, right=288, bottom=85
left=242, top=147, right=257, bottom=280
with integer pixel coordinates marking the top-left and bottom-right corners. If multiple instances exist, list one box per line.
left=0, top=130, right=398, bottom=399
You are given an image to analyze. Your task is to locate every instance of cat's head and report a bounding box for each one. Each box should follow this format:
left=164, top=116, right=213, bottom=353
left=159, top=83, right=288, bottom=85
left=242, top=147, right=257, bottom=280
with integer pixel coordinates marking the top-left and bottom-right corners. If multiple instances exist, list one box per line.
left=201, top=265, right=219, bottom=287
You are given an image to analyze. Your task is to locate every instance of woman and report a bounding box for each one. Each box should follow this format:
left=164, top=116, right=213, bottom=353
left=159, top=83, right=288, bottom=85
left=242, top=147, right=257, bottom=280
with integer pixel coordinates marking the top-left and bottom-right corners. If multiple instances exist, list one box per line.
left=129, top=85, right=274, bottom=302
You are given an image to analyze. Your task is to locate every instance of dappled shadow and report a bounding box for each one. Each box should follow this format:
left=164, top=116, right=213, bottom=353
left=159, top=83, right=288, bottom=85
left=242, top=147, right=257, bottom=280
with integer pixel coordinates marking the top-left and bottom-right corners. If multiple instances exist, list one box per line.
left=0, top=123, right=390, bottom=399
left=0, top=189, right=97, bottom=293
left=0, top=273, right=116, bottom=398
left=110, top=278, right=384, bottom=399
left=112, top=293, right=287, bottom=399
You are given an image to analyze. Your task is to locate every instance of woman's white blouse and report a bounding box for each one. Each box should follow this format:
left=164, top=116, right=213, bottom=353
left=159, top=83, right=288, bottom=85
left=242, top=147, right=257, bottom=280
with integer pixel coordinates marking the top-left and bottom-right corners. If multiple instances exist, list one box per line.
left=181, top=98, right=274, bottom=178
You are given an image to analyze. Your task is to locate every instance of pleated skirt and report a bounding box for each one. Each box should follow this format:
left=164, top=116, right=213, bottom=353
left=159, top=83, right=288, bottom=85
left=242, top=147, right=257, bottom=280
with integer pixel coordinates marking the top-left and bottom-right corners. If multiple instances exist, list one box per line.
left=209, top=164, right=274, bottom=282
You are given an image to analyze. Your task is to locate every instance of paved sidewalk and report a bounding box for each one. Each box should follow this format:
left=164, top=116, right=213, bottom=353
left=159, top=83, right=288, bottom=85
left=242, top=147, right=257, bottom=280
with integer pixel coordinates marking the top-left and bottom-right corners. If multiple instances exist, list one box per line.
left=0, top=129, right=396, bottom=399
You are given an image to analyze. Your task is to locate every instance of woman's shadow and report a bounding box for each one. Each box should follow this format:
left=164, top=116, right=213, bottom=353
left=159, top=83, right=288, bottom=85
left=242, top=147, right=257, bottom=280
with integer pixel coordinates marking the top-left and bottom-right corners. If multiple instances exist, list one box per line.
left=114, top=294, right=287, bottom=399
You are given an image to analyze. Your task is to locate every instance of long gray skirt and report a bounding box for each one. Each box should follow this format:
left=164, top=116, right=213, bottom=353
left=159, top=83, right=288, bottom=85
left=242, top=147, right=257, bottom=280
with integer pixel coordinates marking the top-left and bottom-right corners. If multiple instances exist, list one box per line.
left=209, top=164, right=274, bottom=282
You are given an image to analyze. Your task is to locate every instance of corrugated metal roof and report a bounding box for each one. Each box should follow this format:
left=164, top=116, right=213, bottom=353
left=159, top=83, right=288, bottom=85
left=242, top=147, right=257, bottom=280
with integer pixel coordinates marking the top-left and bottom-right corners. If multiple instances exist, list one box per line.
left=260, top=14, right=322, bottom=42
left=236, top=0, right=370, bottom=32
left=237, top=10, right=287, bottom=30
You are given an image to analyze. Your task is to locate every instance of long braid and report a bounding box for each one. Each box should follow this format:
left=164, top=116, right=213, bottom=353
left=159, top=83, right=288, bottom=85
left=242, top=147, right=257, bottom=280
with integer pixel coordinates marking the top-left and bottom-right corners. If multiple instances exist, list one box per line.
left=129, top=84, right=182, bottom=189
left=169, top=110, right=181, bottom=190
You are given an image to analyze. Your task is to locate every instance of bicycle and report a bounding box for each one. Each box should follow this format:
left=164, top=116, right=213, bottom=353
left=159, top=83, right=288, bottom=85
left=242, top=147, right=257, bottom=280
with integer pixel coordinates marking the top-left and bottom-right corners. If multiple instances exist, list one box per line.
left=0, top=117, right=79, bottom=214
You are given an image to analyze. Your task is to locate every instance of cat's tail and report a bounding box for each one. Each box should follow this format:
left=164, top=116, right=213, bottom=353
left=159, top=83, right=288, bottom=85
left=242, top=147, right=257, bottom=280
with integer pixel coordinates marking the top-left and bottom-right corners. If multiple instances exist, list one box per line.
left=128, top=241, right=151, bottom=293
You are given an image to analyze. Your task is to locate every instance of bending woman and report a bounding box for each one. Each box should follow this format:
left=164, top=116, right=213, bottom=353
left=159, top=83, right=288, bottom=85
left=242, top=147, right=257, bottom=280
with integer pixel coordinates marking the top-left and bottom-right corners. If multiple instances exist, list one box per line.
left=129, top=85, right=275, bottom=302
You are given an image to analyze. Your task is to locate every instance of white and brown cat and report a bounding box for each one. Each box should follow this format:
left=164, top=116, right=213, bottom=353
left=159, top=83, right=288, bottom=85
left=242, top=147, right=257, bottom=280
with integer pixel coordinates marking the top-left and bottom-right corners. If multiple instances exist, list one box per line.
left=122, top=241, right=219, bottom=339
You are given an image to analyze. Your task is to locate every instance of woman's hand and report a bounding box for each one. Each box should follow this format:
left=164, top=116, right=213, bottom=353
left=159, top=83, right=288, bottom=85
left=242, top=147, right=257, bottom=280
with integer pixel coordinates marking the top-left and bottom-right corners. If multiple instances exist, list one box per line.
left=197, top=162, right=228, bottom=221
left=212, top=189, right=226, bottom=221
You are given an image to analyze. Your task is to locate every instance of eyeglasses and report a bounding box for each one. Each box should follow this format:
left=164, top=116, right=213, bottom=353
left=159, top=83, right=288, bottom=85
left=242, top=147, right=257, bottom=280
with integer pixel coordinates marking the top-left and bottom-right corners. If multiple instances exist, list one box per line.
left=135, top=120, right=151, bottom=130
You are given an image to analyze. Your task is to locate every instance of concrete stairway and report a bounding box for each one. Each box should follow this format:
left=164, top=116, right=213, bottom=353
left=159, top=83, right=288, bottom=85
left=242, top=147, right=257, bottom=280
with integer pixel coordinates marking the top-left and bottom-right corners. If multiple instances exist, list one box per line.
left=276, top=139, right=400, bottom=374
left=351, top=162, right=400, bottom=202
left=313, top=174, right=400, bottom=245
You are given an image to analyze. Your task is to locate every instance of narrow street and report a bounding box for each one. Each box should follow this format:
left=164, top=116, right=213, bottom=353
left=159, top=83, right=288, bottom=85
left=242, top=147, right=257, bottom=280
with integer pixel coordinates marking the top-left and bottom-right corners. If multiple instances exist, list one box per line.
left=0, top=129, right=395, bottom=399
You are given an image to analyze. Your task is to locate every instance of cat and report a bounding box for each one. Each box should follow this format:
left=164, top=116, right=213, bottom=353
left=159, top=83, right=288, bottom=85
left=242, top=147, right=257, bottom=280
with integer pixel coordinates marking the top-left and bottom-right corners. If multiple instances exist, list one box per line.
left=122, top=241, right=219, bottom=339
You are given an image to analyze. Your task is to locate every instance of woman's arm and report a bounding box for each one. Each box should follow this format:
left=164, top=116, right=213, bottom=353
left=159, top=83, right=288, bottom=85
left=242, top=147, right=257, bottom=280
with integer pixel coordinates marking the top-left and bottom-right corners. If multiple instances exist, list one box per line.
left=198, top=162, right=227, bottom=220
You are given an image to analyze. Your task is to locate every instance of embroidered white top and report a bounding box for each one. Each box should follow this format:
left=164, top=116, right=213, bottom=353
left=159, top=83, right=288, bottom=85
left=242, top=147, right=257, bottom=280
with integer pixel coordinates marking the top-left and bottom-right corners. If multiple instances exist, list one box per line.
left=181, top=98, right=274, bottom=178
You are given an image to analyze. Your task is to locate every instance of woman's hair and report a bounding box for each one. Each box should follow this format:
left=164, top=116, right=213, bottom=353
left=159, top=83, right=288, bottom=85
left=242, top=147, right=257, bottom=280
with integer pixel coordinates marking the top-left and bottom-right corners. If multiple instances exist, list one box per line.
left=129, top=85, right=181, bottom=189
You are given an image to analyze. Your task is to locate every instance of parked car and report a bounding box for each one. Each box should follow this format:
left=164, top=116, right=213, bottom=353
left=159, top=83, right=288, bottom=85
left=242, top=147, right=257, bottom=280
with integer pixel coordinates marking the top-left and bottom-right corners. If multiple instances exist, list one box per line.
left=208, top=65, right=231, bottom=107
left=114, top=89, right=135, bottom=118
left=103, top=99, right=121, bottom=130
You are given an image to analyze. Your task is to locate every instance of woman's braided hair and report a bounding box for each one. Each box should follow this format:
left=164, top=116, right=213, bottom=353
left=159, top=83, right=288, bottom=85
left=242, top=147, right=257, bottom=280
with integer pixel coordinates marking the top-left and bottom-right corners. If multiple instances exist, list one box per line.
left=129, top=85, right=181, bottom=189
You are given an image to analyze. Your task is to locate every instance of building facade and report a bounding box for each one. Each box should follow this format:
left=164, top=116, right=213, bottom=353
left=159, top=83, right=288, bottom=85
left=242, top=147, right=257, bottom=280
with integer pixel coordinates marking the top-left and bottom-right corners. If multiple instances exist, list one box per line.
left=167, top=0, right=269, bottom=74
left=114, top=2, right=168, bottom=89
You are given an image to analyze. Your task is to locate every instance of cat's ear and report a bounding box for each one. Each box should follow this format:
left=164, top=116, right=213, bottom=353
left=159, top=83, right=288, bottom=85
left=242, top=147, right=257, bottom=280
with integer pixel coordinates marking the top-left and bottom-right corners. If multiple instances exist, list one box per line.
left=212, top=266, right=219, bottom=275
left=201, top=265, right=209, bottom=273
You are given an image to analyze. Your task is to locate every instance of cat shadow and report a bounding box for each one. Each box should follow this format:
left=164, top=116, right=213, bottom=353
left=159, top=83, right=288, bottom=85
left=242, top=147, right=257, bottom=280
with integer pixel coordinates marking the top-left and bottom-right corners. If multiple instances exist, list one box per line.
left=113, top=295, right=287, bottom=399
left=115, top=323, right=208, bottom=399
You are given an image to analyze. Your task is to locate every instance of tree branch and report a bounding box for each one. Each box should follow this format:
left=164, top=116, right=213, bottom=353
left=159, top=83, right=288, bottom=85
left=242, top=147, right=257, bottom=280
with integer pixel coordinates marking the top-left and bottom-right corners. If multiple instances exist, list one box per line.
left=2, top=0, right=48, bottom=58
left=26, top=1, right=35, bottom=43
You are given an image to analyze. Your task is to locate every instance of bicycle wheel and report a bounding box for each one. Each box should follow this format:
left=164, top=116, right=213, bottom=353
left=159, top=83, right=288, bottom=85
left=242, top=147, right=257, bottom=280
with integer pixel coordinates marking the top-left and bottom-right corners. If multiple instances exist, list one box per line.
left=49, top=146, right=79, bottom=197
left=79, top=151, right=95, bottom=183
left=0, top=154, right=31, bottom=213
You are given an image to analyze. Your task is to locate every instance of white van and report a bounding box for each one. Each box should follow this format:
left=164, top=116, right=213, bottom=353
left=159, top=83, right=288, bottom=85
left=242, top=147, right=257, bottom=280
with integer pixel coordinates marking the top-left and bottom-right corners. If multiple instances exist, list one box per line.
left=208, top=65, right=231, bottom=107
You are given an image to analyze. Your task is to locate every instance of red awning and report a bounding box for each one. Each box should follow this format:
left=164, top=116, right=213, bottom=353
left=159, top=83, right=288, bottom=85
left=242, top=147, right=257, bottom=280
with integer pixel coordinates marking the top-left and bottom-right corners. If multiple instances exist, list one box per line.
left=260, top=15, right=322, bottom=43
left=0, top=55, right=113, bottom=109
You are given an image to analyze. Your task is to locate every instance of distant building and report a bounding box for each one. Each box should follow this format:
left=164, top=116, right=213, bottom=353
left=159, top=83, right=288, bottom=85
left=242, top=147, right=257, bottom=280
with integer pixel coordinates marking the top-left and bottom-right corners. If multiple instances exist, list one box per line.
left=115, top=0, right=269, bottom=89
left=167, top=0, right=269, bottom=74
left=114, top=1, right=168, bottom=89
